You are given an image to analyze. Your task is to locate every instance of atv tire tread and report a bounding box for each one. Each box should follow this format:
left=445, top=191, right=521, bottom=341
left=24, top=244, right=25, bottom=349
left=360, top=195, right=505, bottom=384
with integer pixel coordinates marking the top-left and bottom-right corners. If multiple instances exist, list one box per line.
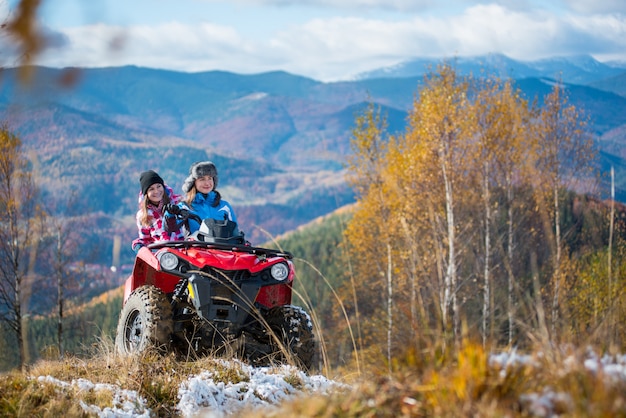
left=266, top=305, right=316, bottom=370
left=115, top=285, right=174, bottom=356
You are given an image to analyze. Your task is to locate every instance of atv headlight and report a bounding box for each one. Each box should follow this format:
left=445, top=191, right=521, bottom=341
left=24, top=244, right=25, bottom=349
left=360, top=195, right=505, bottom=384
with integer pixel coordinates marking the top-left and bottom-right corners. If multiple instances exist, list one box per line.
left=159, top=252, right=179, bottom=271
left=270, top=262, right=289, bottom=281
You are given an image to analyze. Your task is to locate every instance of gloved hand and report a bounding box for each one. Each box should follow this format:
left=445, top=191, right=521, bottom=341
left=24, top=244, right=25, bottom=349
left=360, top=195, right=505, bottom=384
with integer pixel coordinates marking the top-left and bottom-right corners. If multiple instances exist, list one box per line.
left=165, top=216, right=180, bottom=233
left=164, top=203, right=181, bottom=215
left=132, top=243, right=144, bottom=254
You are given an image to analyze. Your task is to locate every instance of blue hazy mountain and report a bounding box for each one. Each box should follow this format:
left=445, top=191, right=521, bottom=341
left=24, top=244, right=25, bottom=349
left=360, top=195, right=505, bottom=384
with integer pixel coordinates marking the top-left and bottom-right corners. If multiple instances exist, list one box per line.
left=355, top=53, right=626, bottom=85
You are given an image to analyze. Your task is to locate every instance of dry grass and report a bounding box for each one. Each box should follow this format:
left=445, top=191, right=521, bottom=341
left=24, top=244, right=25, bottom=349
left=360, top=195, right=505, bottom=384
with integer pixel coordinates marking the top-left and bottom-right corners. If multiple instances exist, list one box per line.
left=1, top=337, right=625, bottom=417
left=0, top=337, right=254, bottom=417
left=249, top=340, right=626, bottom=418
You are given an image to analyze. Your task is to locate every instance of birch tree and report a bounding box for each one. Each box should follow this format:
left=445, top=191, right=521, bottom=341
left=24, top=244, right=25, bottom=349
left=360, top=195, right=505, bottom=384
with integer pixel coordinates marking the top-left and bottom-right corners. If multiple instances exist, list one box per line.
left=47, top=211, right=84, bottom=360
left=608, top=166, right=615, bottom=343
left=472, top=78, right=532, bottom=345
left=472, top=79, right=500, bottom=346
left=534, top=82, right=595, bottom=337
left=407, top=64, right=475, bottom=338
left=0, top=123, right=39, bottom=369
left=385, top=127, right=437, bottom=340
left=344, top=102, right=390, bottom=355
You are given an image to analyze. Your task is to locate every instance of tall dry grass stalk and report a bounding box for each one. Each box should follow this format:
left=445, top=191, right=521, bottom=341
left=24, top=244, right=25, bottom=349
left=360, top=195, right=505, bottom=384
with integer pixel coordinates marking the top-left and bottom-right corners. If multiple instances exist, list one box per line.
left=292, top=258, right=361, bottom=377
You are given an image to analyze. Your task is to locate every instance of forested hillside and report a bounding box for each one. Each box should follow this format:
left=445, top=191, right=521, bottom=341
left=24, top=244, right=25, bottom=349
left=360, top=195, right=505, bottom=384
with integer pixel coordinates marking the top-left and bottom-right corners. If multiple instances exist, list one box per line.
left=0, top=63, right=623, bottom=312
left=1, top=62, right=625, bottom=373
left=1, top=188, right=623, bottom=371
left=1, top=73, right=625, bottom=418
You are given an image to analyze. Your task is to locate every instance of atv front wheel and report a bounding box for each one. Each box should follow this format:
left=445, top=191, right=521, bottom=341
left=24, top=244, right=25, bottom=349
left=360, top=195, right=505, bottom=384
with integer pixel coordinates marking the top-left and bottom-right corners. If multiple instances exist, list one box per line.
left=115, top=285, right=173, bottom=356
left=266, top=305, right=316, bottom=370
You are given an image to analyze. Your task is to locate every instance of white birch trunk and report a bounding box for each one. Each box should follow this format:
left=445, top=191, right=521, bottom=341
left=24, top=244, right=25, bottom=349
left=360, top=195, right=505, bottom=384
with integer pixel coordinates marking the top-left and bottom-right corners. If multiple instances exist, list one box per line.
left=428, top=203, right=447, bottom=329
left=482, top=161, right=491, bottom=347
left=507, top=178, right=515, bottom=345
left=608, top=166, right=615, bottom=340
left=57, top=229, right=65, bottom=359
left=551, top=182, right=561, bottom=337
left=441, top=155, right=458, bottom=337
left=386, top=243, right=393, bottom=375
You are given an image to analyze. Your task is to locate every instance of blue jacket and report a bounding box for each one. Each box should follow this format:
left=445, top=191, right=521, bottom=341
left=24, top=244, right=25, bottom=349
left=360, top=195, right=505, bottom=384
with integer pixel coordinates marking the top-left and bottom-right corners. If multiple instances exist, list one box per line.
left=173, top=191, right=237, bottom=234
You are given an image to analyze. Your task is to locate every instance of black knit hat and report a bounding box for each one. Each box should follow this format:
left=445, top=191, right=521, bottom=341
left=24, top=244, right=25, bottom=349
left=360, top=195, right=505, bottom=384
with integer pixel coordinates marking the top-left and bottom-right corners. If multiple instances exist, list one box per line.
left=182, top=161, right=218, bottom=193
left=139, top=170, right=164, bottom=195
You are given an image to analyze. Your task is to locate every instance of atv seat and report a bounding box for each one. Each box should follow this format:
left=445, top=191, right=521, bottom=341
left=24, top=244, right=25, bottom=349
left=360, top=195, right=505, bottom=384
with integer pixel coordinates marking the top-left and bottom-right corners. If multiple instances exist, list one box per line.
left=194, top=218, right=246, bottom=245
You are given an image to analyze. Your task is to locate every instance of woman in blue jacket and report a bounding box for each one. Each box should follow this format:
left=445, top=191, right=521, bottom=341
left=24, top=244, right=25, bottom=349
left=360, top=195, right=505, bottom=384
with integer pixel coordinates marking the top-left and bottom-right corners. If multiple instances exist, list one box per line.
left=166, top=161, right=237, bottom=235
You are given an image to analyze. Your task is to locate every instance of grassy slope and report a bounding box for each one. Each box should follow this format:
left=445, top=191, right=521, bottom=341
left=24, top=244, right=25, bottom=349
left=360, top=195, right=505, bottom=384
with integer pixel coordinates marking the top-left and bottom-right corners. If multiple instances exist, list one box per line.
left=1, top=338, right=625, bottom=416
left=1, top=202, right=626, bottom=415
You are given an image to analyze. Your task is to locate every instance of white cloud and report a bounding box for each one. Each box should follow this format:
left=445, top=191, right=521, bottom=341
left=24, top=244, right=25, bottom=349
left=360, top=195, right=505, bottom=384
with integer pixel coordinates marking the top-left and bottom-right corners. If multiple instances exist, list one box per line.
left=444, top=5, right=564, bottom=59
left=264, top=4, right=626, bottom=78
left=198, top=0, right=439, bottom=12
left=23, top=2, right=626, bottom=81
left=196, top=0, right=626, bottom=14
left=37, top=22, right=255, bottom=72
left=564, top=0, right=626, bottom=14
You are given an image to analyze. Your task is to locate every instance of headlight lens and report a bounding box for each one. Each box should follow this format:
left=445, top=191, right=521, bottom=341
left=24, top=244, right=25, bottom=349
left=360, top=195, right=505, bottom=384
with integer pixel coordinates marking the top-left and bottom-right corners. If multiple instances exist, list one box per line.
left=270, top=262, right=289, bottom=281
left=159, top=252, right=179, bottom=271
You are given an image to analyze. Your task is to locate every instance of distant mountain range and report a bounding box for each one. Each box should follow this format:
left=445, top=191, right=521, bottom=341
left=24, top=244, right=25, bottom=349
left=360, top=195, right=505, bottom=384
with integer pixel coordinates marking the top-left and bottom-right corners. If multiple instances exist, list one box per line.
left=355, top=53, right=626, bottom=85
left=0, top=54, right=625, bottom=266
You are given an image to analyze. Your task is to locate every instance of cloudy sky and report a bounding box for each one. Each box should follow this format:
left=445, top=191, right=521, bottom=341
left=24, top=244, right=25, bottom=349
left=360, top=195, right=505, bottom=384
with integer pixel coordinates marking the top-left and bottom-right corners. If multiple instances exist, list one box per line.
left=3, top=0, right=626, bottom=81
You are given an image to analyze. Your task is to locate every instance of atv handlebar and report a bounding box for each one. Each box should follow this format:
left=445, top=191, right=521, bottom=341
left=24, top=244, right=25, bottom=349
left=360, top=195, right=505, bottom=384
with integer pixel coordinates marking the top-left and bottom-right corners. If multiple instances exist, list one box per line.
left=146, top=240, right=293, bottom=259
left=165, top=204, right=203, bottom=224
left=164, top=203, right=181, bottom=215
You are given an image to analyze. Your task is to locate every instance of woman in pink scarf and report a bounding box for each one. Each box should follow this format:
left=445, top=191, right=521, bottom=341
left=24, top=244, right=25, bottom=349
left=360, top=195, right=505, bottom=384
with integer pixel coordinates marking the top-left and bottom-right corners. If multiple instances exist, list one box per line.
left=131, top=170, right=184, bottom=253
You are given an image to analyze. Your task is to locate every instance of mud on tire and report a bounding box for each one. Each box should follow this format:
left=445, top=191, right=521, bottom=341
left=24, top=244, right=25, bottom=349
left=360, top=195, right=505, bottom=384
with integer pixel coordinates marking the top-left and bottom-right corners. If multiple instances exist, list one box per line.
left=115, top=285, right=173, bottom=356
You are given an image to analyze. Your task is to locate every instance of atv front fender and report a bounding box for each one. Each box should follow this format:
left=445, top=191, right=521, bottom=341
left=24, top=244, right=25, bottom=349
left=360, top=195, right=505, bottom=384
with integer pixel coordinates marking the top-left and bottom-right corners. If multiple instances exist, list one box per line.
left=123, top=246, right=180, bottom=304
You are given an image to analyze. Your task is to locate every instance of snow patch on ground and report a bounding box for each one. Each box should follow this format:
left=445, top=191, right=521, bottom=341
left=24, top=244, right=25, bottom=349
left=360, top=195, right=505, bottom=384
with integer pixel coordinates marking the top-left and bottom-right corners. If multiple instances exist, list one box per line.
left=38, top=375, right=151, bottom=417
left=38, top=349, right=626, bottom=417
left=39, top=360, right=348, bottom=418
left=177, top=360, right=347, bottom=417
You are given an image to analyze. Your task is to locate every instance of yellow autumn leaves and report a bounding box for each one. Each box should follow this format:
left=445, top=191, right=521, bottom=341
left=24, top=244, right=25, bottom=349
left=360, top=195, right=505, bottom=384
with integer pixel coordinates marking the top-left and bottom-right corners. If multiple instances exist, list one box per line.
left=343, top=62, right=613, bottom=358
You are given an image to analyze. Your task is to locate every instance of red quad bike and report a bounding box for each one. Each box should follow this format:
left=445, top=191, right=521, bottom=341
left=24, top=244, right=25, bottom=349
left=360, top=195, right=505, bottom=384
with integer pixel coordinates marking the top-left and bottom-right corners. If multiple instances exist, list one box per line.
left=115, top=209, right=316, bottom=370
